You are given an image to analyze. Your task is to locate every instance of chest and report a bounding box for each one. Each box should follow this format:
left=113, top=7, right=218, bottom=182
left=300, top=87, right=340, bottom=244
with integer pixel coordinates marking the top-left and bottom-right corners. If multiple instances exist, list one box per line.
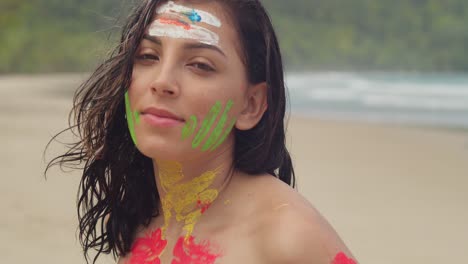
left=119, top=224, right=263, bottom=264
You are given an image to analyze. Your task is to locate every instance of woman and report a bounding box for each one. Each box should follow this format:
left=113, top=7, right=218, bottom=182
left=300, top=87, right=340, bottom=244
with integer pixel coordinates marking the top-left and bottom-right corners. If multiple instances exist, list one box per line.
left=46, top=0, right=357, bottom=263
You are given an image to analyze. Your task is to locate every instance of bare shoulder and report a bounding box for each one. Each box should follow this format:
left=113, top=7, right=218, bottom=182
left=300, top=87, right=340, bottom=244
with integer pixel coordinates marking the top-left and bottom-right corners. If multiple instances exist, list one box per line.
left=245, top=174, right=358, bottom=264
left=117, top=256, right=125, bottom=264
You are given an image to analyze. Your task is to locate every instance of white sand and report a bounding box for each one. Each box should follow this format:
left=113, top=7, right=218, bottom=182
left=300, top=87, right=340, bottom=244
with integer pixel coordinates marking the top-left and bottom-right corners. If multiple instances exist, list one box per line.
left=1, top=74, right=467, bottom=263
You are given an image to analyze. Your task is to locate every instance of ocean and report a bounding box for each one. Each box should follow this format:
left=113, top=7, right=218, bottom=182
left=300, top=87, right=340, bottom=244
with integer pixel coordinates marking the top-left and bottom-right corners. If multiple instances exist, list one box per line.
left=286, top=72, right=468, bottom=128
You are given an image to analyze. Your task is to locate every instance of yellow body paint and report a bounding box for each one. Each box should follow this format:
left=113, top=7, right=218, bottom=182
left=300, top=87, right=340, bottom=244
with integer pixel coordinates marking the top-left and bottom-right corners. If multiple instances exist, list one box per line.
left=157, top=160, right=221, bottom=241
left=273, top=203, right=290, bottom=211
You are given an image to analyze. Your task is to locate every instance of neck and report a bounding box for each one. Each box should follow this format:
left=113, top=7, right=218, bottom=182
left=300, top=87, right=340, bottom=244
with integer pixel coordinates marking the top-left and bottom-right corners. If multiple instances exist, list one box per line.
left=152, top=145, right=235, bottom=239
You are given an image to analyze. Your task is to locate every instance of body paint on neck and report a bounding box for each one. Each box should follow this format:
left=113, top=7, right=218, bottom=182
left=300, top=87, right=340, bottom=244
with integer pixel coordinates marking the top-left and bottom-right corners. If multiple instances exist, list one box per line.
left=125, top=91, right=140, bottom=145
left=149, top=18, right=219, bottom=46
left=157, top=1, right=222, bottom=27
left=181, top=100, right=236, bottom=152
left=157, top=160, right=220, bottom=241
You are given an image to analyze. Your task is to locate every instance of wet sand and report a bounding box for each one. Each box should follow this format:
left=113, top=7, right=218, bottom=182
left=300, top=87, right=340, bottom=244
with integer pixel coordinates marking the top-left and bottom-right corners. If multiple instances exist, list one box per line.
left=1, top=74, right=467, bottom=263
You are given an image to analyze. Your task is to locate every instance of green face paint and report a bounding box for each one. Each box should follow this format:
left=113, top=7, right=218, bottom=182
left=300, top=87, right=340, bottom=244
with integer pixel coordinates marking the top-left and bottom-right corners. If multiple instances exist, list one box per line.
left=134, top=110, right=141, bottom=125
left=124, top=91, right=138, bottom=145
left=192, top=101, right=222, bottom=148
left=181, top=115, right=197, bottom=140
left=202, top=100, right=233, bottom=151
left=209, top=117, right=236, bottom=151
left=181, top=99, right=236, bottom=152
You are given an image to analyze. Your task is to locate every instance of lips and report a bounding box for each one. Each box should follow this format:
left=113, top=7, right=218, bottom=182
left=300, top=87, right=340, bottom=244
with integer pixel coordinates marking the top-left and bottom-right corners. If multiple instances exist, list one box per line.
left=141, top=107, right=185, bottom=121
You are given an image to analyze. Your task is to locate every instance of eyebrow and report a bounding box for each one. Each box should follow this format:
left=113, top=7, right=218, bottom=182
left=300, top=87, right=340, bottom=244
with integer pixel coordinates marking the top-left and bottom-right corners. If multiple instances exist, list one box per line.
left=142, top=34, right=226, bottom=58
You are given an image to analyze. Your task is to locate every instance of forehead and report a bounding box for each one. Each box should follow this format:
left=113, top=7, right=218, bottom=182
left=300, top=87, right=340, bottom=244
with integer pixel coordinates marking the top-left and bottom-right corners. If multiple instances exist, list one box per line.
left=149, top=0, right=238, bottom=50
left=157, top=0, right=223, bottom=26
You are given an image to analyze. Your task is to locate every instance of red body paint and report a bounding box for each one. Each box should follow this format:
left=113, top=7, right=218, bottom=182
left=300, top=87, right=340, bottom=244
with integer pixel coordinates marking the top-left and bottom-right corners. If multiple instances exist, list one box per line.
left=332, top=252, right=357, bottom=264
left=128, top=228, right=219, bottom=264
left=128, top=228, right=167, bottom=264
left=159, top=17, right=191, bottom=30
left=172, top=236, right=220, bottom=264
left=196, top=199, right=212, bottom=214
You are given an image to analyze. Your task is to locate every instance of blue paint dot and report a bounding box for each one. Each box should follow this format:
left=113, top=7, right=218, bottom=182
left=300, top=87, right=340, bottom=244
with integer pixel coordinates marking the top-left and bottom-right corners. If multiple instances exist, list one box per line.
left=187, top=10, right=201, bottom=23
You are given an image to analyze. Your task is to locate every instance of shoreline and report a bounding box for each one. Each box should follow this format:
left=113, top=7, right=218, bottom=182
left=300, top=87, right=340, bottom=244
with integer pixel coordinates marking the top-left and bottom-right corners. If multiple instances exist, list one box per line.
left=288, top=111, right=468, bottom=134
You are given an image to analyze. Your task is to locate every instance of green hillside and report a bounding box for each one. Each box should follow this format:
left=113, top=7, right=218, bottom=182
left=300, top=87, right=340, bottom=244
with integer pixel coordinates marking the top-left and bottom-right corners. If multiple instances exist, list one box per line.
left=1, top=0, right=468, bottom=73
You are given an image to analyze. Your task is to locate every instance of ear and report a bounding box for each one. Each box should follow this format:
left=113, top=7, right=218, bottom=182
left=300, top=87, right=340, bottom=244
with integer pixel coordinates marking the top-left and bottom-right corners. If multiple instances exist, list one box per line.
left=235, top=82, right=268, bottom=131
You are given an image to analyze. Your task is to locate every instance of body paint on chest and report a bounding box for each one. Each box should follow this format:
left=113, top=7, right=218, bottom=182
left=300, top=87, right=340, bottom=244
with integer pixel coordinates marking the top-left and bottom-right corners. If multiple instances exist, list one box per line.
left=332, top=252, right=357, bottom=264
left=128, top=228, right=167, bottom=264
left=172, top=235, right=220, bottom=264
left=181, top=100, right=236, bottom=152
left=128, top=228, right=220, bottom=264
left=125, top=91, right=141, bottom=145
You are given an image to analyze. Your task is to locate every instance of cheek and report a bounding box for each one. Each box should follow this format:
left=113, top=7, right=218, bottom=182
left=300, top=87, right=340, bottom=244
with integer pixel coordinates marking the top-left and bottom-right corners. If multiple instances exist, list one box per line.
left=128, top=71, right=153, bottom=107
left=130, top=70, right=148, bottom=93
left=186, top=86, right=245, bottom=121
left=130, top=64, right=159, bottom=94
left=221, top=86, right=248, bottom=118
left=180, top=98, right=238, bottom=153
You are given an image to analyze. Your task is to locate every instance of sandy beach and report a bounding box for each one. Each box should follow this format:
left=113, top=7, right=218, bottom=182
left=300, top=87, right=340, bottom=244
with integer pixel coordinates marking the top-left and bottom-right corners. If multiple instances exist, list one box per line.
left=1, top=74, right=467, bottom=264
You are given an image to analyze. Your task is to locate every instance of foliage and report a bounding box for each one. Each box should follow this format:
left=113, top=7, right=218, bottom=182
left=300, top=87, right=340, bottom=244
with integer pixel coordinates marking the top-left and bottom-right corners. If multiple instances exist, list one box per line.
left=1, top=0, right=468, bottom=73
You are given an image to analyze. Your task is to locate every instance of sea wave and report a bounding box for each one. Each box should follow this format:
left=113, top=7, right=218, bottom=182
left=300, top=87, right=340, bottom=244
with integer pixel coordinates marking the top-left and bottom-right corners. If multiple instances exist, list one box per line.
left=285, top=72, right=468, bottom=127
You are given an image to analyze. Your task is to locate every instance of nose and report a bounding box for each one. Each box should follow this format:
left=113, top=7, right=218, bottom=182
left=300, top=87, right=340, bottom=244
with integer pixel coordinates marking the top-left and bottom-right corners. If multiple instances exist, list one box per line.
left=149, top=62, right=180, bottom=97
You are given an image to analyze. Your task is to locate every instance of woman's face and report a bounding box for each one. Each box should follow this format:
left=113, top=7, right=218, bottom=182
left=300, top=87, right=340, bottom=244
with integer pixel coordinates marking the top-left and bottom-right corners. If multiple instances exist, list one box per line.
left=126, top=0, right=263, bottom=161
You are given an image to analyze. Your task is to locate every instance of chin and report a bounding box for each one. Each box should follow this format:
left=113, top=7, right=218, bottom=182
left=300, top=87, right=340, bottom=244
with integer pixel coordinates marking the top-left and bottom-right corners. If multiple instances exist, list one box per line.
left=133, top=126, right=187, bottom=159
left=136, top=138, right=184, bottom=161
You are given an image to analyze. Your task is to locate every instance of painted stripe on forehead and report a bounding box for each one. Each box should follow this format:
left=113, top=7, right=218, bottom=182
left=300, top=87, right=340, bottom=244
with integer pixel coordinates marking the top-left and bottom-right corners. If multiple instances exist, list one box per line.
left=148, top=18, right=219, bottom=46
left=159, top=17, right=191, bottom=30
left=157, top=1, right=222, bottom=27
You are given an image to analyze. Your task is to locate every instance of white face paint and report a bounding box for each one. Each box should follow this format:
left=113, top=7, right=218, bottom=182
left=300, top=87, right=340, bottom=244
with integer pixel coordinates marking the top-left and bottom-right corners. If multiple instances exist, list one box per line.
left=156, top=1, right=222, bottom=27
left=148, top=1, right=221, bottom=47
left=148, top=19, right=220, bottom=46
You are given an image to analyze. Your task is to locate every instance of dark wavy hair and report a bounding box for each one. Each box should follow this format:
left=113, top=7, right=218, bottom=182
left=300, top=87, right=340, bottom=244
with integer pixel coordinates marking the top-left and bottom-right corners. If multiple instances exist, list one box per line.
left=44, top=0, right=295, bottom=263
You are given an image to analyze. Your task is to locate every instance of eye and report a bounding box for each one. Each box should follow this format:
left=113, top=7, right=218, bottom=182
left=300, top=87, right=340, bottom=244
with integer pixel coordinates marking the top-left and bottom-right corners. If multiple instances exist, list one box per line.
left=135, top=54, right=160, bottom=62
left=189, top=62, right=215, bottom=72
